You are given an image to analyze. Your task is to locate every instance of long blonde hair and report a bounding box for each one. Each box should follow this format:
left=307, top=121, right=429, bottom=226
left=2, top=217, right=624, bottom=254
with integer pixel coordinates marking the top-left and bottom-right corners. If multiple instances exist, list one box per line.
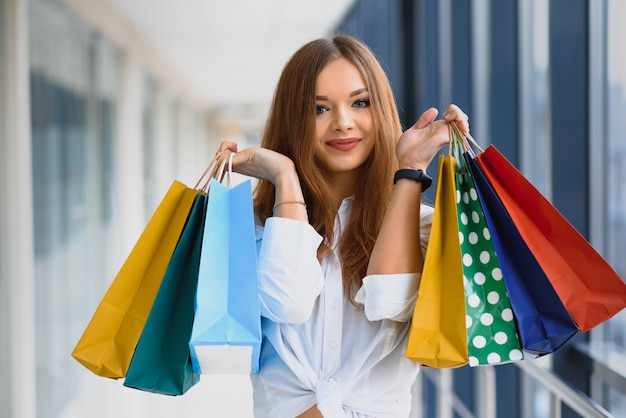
left=254, top=35, right=402, bottom=301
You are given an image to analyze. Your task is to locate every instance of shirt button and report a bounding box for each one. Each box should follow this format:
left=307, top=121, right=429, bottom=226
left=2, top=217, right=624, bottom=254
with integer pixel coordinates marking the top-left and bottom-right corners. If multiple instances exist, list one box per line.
left=329, top=342, right=337, bottom=349
left=332, top=300, right=340, bottom=309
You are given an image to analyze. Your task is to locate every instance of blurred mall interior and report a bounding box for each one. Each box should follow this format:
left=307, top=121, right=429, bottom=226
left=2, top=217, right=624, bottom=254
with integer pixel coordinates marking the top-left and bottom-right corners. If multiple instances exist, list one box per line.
left=1, top=0, right=626, bottom=417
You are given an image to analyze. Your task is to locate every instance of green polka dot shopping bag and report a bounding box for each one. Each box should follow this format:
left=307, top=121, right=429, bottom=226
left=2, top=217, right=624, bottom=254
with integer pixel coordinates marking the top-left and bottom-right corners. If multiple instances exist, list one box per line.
left=454, top=131, right=524, bottom=367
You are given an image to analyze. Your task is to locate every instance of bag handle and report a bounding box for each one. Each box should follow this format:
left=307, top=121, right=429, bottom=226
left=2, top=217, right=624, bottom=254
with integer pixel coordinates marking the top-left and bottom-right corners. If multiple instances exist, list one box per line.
left=447, top=120, right=484, bottom=176
left=449, top=120, right=483, bottom=157
left=194, top=149, right=234, bottom=193
left=224, top=152, right=235, bottom=188
left=447, top=123, right=461, bottom=172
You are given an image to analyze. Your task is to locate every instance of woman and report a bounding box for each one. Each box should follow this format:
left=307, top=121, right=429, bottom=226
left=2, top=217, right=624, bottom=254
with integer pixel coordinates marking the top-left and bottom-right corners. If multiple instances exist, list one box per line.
left=220, top=35, right=469, bottom=417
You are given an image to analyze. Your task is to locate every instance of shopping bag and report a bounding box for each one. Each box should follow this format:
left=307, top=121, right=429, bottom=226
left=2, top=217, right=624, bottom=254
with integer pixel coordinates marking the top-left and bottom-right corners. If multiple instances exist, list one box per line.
left=406, top=154, right=468, bottom=368
left=466, top=153, right=578, bottom=355
left=123, top=193, right=207, bottom=395
left=454, top=150, right=524, bottom=366
left=189, top=156, right=261, bottom=374
left=475, top=146, right=626, bottom=331
left=72, top=181, right=198, bottom=378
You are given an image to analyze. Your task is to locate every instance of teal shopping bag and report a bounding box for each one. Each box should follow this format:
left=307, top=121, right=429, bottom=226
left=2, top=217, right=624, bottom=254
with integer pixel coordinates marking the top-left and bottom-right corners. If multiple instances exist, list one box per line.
left=123, top=193, right=206, bottom=395
left=189, top=177, right=261, bottom=374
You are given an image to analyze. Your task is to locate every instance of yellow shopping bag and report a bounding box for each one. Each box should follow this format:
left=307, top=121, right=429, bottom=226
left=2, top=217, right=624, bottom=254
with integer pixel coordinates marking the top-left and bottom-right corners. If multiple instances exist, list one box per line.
left=405, top=154, right=468, bottom=368
left=72, top=181, right=198, bottom=378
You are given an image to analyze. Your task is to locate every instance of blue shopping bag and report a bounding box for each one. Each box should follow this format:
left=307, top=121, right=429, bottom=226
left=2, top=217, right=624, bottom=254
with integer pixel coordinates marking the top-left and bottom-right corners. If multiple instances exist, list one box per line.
left=123, top=193, right=206, bottom=395
left=189, top=177, right=261, bottom=374
left=465, top=153, right=578, bottom=355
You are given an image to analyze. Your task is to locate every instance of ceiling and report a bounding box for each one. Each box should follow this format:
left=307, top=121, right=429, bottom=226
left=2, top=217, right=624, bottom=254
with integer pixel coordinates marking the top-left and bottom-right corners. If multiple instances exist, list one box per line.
left=105, top=0, right=355, bottom=129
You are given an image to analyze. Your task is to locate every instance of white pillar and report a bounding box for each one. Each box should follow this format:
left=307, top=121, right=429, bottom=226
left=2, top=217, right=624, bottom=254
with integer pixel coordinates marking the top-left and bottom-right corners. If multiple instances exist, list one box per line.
left=113, top=53, right=146, bottom=257
left=153, top=86, right=176, bottom=195
left=0, top=0, right=37, bottom=417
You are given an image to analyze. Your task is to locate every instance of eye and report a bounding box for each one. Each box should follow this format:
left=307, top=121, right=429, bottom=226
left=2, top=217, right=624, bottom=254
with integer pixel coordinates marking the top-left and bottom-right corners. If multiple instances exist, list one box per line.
left=316, top=105, right=329, bottom=115
left=353, top=99, right=370, bottom=109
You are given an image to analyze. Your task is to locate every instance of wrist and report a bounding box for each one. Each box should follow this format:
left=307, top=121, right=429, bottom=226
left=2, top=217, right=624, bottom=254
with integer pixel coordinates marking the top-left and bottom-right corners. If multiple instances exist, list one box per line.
left=393, top=169, right=433, bottom=191
left=274, top=166, right=305, bottom=207
left=273, top=162, right=300, bottom=191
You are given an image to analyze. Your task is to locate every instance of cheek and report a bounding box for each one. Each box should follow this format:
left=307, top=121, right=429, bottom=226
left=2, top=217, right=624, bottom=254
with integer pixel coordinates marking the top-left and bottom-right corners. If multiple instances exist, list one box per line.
left=313, top=122, right=325, bottom=158
left=362, top=117, right=376, bottom=153
left=313, top=121, right=323, bottom=154
left=361, top=111, right=374, bottom=134
left=314, top=117, right=333, bottom=145
left=362, top=121, right=374, bottom=144
left=314, top=118, right=325, bottom=141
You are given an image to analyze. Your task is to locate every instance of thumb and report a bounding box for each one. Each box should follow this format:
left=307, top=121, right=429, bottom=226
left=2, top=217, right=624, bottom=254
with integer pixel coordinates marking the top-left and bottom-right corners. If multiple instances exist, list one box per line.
left=411, top=107, right=439, bottom=130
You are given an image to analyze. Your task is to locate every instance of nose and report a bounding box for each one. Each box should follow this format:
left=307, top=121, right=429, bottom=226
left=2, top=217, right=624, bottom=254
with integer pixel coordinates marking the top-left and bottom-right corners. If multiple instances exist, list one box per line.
left=333, top=107, right=354, bottom=132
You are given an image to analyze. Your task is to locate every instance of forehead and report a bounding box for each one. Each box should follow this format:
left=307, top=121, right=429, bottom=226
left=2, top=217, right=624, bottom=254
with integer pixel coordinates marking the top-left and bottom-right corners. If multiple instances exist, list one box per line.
left=316, top=57, right=367, bottom=93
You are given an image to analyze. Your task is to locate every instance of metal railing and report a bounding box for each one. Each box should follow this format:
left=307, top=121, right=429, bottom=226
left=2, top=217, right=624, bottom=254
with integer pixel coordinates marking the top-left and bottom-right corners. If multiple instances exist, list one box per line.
left=414, top=351, right=622, bottom=418
left=516, top=358, right=613, bottom=418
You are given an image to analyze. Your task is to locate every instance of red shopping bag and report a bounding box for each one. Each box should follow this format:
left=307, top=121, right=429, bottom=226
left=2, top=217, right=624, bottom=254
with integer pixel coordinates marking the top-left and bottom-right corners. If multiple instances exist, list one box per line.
left=475, top=146, right=626, bottom=331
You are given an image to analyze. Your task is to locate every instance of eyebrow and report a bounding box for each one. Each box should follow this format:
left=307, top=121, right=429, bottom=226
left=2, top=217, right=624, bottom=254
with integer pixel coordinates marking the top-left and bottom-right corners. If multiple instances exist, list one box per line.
left=315, top=87, right=369, bottom=101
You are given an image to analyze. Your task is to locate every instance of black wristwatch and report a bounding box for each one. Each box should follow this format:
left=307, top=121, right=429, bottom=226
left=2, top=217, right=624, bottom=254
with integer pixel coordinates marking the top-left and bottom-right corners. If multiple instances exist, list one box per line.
left=393, top=169, right=433, bottom=191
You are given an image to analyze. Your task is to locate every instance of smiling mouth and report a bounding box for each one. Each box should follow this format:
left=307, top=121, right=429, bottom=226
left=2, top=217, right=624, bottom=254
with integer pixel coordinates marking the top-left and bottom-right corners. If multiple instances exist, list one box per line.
left=326, top=138, right=361, bottom=151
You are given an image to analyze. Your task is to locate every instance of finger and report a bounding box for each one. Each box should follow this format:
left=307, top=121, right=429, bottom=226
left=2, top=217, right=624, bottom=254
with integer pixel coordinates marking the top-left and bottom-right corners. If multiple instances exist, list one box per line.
left=412, top=107, right=439, bottom=130
left=442, top=104, right=463, bottom=120
left=218, top=141, right=238, bottom=153
left=443, top=104, right=469, bottom=132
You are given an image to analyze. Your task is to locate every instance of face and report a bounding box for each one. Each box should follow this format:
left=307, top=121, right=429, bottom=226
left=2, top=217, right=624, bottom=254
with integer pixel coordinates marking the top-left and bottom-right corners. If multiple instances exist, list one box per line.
left=313, top=57, right=374, bottom=188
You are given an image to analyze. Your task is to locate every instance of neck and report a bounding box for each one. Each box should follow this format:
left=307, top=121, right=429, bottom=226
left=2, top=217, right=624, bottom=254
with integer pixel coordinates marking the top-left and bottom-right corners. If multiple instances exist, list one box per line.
left=327, top=170, right=358, bottom=203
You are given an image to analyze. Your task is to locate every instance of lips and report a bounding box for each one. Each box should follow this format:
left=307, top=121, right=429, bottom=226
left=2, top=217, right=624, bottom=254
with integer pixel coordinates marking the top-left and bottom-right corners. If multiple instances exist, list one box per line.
left=326, top=137, right=361, bottom=152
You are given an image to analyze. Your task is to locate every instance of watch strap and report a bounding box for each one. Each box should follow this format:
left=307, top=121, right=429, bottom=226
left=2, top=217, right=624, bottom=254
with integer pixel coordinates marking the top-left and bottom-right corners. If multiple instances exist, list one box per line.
left=393, top=169, right=433, bottom=191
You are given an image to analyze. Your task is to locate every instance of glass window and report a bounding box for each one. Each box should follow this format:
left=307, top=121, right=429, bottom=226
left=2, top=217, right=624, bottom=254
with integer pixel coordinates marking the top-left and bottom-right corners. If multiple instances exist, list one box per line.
left=603, top=0, right=626, bottom=350
left=519, top=0, right=550, bottom=196
left=605, top=0, right=626, bottom=296
left=591, top=0, right=626, bottom=416
left=29, top=1, right=119, bottom=416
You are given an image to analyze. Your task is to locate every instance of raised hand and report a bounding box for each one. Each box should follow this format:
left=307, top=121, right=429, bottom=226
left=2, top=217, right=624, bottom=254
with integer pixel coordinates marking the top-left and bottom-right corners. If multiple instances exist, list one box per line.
left=396, top=104, right=469, bottom=172
left=216, top=141, right=307, bottom=220
left=217, top=141, right=298, bottom=185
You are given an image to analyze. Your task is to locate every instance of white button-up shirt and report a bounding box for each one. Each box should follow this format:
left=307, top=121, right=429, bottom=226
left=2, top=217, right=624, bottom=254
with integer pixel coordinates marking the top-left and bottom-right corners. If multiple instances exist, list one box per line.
left=251, top=198, right=434, bottom=417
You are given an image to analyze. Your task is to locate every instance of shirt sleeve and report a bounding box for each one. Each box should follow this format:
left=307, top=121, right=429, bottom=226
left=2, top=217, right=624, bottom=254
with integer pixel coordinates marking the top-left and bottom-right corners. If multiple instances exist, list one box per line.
left=354, top=273, right=421, bottom=322
left=354, top=204, right=434, bottom=322
left=256, top=217, right=324, bottom=323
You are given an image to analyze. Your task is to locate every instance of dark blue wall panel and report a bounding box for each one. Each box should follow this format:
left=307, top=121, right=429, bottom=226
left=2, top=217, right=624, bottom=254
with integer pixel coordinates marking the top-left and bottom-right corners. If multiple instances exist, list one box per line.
left=549, top=0, right=589, bottom=235
left=489, top=0, right=519, bottom=164
left=451, top=0, right=473, bottom=116
left=414, top=0, right=440, bottom=118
